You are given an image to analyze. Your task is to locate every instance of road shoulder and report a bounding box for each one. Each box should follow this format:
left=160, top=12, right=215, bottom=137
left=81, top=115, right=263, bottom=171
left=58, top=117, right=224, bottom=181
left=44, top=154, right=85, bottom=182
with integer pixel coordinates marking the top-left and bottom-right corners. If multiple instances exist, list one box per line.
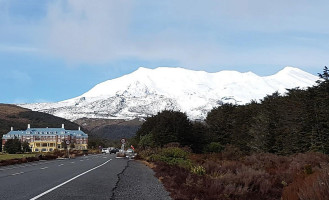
left=112, top=160, right=172, bottom=200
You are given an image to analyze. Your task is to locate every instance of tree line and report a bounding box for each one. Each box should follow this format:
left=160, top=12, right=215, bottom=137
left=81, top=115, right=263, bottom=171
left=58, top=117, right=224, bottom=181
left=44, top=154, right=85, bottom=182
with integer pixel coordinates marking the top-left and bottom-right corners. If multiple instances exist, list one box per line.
left=135, top=67, right=329, bottom=155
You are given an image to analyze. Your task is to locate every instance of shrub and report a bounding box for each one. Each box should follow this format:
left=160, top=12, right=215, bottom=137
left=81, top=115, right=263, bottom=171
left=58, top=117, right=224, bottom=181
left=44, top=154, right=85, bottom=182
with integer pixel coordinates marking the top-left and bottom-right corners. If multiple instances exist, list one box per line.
left=205, top=142, right=224, bottom=153
left=160, top=147, right=189, bottom=159
left=138, top=133, right=155, bottom=149
left=222, top=145, right=245, bottom=160
left=142, top=149, right=329, bottom=199
left=3, top=138, right=22, bottom=154
left=145, top=147, right=192, bottom=169
left=191, top=165, right=206, bottom=176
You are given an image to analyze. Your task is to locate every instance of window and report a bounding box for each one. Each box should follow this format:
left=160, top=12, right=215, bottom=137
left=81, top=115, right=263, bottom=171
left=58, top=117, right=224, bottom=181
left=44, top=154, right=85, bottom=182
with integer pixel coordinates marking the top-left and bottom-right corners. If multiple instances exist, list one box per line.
left=41, top=148, right=47, bottom=152
left=35, top=148, right=39, bottom=152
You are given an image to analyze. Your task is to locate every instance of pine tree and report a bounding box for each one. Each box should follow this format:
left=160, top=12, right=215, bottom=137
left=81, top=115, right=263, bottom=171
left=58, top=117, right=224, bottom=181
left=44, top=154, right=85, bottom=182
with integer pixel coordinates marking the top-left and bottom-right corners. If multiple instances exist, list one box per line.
left=4, top=138, right=22, bottom=154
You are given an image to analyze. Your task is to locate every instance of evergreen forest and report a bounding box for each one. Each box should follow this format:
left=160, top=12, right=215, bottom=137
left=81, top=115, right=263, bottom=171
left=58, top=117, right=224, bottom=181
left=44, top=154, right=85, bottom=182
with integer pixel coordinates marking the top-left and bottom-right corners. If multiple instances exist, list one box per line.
left=135, top=67, right=329, bottom=156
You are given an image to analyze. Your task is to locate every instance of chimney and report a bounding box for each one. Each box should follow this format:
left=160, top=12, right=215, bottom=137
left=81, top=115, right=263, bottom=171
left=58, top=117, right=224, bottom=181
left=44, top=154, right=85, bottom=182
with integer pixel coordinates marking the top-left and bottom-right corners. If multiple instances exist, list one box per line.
left=78, top=126, right=81, bottom=131
left=27, top=124, right=31, bottom=129
left=62, top=124, right=64, bottom=129
left=11, top=127, right=13, bottom=131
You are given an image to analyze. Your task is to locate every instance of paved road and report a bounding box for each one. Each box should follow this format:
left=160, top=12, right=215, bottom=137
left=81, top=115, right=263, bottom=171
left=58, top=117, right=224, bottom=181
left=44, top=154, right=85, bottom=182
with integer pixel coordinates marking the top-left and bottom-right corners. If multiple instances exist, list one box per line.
left=0, top=154, right=171, bottom=200
left=113, top=161, right=171, bottom=200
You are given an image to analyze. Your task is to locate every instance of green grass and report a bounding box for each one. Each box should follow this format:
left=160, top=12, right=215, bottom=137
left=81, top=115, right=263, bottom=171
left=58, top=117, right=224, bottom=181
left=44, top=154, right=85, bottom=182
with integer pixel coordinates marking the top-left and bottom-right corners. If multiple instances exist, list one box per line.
left=0, top=153, right=37, bottom=161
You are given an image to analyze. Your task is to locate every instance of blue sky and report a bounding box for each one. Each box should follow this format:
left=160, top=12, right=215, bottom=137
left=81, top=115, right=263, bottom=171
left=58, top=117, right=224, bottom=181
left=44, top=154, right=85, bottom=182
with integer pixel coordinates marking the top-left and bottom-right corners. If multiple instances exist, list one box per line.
left=1, top=0, right=329, bottom=103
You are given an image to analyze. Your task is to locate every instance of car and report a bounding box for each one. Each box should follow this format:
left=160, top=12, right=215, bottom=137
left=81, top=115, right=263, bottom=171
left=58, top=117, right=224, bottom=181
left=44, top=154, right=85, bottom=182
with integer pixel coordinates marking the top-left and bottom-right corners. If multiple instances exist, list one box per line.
left=126, top=148, right=134, bottom=153
left=101, top=148, right=109, bottom=154
left=110, top=148, right=119, bottom=154
left=125, top=148, right=137, bottom=159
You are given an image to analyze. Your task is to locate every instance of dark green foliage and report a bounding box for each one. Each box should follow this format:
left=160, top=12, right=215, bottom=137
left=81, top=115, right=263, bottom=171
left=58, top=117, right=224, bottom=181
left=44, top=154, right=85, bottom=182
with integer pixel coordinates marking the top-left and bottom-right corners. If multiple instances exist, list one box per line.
left=206, top=66, right=329, bottom=155
left=87, top=137, right=105, bottom=149
left=21, top=141, right=31, bottom=152
left=317, top=66, right=329, bottom=81
left=135, top=110, right=194, bottom=147
left=189, top=122, right=210, bottom=153
left=61, top=141, right=67, bottom=149
left=206, top=104, right=236, bottom=146
left=138, top=133, right=155, bottom=148
left=4, top=138, right=22, bottom=154
left=147, top=147, right=192, bottom=169
left=204, top=142, right=224, bottom=153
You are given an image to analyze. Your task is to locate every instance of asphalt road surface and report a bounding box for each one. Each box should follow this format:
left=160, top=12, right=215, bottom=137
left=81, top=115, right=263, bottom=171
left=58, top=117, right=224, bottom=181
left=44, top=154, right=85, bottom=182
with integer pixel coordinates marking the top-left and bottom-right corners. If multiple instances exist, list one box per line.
left=0, top=154, right=171, bottom=200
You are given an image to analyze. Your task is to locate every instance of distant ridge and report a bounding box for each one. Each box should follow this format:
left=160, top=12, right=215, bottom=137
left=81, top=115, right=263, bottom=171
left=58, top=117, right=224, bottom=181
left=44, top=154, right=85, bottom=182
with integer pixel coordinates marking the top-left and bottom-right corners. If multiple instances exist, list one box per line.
left=0, top=104, right=84, bottom=141
left=20, top=66, right=318, bottom=121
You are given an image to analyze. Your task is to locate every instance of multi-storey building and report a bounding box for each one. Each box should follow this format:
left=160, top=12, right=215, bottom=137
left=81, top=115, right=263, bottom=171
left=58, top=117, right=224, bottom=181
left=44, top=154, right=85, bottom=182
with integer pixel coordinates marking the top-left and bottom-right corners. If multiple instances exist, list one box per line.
left=2, top=124, right=88, bottom=152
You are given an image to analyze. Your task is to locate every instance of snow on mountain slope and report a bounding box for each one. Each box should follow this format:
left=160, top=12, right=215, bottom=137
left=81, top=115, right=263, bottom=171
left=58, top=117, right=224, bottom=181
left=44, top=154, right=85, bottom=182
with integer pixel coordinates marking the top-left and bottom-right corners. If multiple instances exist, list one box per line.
left=20, top=66, right=318, bottom=121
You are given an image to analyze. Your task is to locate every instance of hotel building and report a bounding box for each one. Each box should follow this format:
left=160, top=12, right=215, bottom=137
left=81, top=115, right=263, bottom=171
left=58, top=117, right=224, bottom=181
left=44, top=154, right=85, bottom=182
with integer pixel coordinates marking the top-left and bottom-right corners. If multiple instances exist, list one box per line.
left=2, top=124, right=88, bottom=152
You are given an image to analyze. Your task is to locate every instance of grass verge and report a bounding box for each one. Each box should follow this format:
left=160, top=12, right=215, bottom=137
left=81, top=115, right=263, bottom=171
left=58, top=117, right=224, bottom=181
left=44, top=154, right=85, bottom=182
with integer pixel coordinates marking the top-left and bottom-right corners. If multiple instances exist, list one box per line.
left=0, top=153, right=38, bottom=161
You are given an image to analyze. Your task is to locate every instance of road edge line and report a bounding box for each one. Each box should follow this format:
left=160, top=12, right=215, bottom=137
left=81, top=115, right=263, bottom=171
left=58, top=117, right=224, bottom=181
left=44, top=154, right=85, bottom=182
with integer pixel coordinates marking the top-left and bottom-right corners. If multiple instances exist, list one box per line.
left=30, top=159, right=112, bottom=200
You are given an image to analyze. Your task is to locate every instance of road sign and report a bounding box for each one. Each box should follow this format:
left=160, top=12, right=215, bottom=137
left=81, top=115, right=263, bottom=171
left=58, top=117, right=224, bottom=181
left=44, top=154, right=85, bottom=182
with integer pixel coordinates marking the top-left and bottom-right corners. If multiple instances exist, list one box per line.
left=120, top=138, right=126, bottom=144
left=66, top=140, right=70, bottom=145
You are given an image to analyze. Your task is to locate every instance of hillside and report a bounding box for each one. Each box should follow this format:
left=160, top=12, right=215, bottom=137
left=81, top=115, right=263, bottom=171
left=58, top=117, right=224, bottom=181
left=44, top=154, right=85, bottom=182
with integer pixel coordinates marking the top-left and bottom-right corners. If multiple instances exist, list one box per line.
left=0, top=104, right=85, bottom=141
left=20, top=66, right=318, bottom=121
left=74, top=118, right=143, bottom=140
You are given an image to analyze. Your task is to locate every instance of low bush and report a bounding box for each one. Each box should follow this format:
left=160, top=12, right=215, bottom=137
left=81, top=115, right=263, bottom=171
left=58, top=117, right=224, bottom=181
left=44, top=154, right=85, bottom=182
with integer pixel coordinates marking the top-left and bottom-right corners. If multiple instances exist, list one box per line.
left=147, top=147, right=192, bottom=169
left=160, top=147, right=189, bottom=159
left=190, top=165, right=206, bottom=176
left=204, top=142, right=224, bottom=153
left=141, top=148, right=329, bottom=200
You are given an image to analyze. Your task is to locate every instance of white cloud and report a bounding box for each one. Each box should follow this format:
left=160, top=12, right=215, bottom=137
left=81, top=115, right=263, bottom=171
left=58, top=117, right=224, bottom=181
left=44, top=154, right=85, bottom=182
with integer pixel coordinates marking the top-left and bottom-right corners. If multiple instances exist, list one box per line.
left=2, top=0, right=327, bottom=71
left=41, top=0, right=228, bottom=68
left=44, top=0, right=134, bottom=62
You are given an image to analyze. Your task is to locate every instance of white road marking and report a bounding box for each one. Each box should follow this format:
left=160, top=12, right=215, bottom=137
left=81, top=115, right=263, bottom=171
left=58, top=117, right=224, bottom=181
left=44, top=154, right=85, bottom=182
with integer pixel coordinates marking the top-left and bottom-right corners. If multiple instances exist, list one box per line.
left=58, top=164, right=64, bottom=166
left=30, top=159, right=112, bottom=200
left=40, top=167, right=48, bottom=170
left=5, top=167, right=16, bottom=170
left=70, top=162, right=75, bottom=164
left=12, top=172, right=24, bottom=176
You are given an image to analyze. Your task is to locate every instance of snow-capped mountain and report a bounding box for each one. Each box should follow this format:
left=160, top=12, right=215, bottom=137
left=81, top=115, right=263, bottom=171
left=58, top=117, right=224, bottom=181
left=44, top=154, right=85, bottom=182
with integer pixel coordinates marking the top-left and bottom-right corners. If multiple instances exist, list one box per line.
left=20, top=66, right=318, bottom=121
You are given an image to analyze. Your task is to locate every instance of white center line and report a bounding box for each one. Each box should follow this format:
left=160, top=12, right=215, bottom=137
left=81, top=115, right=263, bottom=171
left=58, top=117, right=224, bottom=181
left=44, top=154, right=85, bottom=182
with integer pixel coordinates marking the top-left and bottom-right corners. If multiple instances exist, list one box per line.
left=58, top=164, right=64, bottom=166
left=30, top=159, right=112, bottom=200
left=70, top=162, right=75, bottom=164
left=40, top=167, right=48, bottom=170
left=12, top=172, right=24, bottom=176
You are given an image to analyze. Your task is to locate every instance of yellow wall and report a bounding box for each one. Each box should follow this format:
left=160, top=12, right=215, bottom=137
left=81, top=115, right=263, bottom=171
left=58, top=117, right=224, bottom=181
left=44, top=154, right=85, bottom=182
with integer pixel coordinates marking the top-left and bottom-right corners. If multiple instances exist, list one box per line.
left=30, top=141, right=87, bottom=152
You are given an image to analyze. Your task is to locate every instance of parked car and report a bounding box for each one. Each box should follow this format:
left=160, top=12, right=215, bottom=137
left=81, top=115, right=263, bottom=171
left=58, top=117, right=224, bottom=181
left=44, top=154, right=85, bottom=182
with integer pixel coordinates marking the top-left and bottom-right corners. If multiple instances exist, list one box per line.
left=110, top=148, right=120, bottom=154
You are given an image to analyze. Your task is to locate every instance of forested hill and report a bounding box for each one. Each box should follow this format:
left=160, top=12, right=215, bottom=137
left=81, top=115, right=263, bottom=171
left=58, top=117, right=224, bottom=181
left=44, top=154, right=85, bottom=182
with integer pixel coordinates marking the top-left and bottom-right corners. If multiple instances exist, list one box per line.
left=135, top=67, right=329, bottom=155
left=0, top=104, right=84, bottom=140
left=206, top=67, right=329, bottom=155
